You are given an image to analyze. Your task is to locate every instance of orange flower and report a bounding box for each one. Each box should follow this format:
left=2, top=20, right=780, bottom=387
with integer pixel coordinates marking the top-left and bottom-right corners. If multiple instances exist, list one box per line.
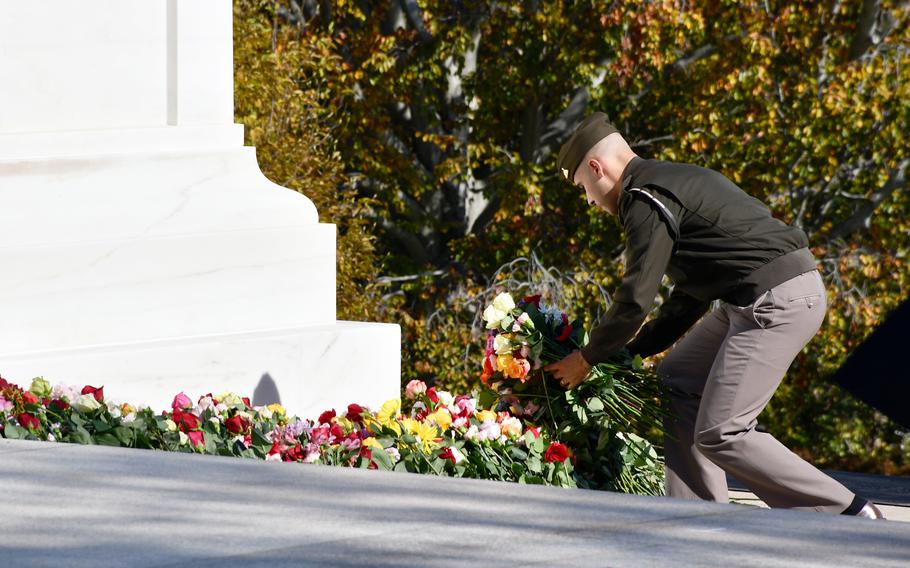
left=505, top=357, right=531, bottom=381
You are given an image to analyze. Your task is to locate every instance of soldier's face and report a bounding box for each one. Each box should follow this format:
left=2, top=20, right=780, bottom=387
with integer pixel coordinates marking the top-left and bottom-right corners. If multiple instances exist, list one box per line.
left=574, top=159, right=617, bottom=215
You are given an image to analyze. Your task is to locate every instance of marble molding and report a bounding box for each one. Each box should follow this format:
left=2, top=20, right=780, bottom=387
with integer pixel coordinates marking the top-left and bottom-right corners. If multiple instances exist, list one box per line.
left=0, top=0, right=401, bottom=416
left=0, top=321, right=401, bottom=421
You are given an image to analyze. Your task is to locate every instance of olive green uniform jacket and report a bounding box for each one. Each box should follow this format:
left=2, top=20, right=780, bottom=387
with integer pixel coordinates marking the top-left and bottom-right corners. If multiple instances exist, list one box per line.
left=580, top=156, right=816, bottom=365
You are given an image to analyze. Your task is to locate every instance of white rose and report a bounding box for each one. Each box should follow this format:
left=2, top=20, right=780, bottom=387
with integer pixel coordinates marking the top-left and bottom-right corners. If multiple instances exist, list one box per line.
left=491, top=292, right=516, bottom=312
left=450, top=446, right=465, bottom=464
left=178, top=431, right=189, bottom=446
left=74, top=394, right=102, bottom=413
left=436, top=390, right=454, bottom=408
left=482, top=304, right=507, bottom=329
left=493, top=334, right=512, bottom=355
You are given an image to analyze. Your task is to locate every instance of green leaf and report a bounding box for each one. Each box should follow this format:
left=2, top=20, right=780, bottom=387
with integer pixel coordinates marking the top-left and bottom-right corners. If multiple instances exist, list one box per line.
left=113, top=426, right=134, bottom=446
left=95, top=433, right=121, bottom=447
left=509, top=447, right=528, bottom=461
left=371, top=447, right=394, bottom=470
left=2, top=424, right=28, bottom=439
left=477, top=389, right=499, bottom=411
left=69, top=425, right=93, bottom=445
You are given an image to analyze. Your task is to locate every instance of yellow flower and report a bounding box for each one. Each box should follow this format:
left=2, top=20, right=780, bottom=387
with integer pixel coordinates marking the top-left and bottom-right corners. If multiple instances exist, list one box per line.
left=400, top=418, right=418, bottom=435
left=400, top=419, right=439, bottom=453
left=267, top=403, right=286, bottom=417
left=362, top=437, right=383, bottom=450
left=376, top=398, right=401, bottom=425
left=425, top=408, right=452, bottom=432
left=217, top=392, right=243, bottom=406
left=475, top=410, right=497, bottom=423
left=496, top=354, right=514, bottom=372
left=120, top=403, right=136, bottom=415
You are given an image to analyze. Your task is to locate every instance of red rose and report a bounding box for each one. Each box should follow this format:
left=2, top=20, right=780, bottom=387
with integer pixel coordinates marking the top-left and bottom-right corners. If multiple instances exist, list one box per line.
left=329, top=423, right=344, bottom=443
left=17, top=413, right=40, bottom=430
left=439, top=447, right=457, bottom=464
left=225, top=415, right=248, bottom=435
left=317, top=409, right=336, bottom=425
left=49, top=399, right=70, bottom=412
left=21, top=391, right=39, bottom=405
left=284, top=443, right=304, bottom=462
left=187, top=430, right=205, bottom=448
left=0, top=377, right=8, bottom=389
left=242, top=397, right=251, bottom=407
left=544, top=441, right=569, bottom=463
left=346, top=404, right=365, bottom=424
left=556, top=323, right=573, bottom=342
left=426, top=387, right=439, bottom=404
left=358, top=446, right=377, bottom=469
left=80, top=385, right=104, bottom=402
left=171, top=410, right=200, bottom=432
left=268, top=439, right=283, bottom=456
left=522, top=294, right=542, bottom=306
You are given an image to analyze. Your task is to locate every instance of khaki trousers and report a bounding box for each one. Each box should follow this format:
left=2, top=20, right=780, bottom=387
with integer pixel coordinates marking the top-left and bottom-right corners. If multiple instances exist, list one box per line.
left=658, top=270, right=857, bottom=513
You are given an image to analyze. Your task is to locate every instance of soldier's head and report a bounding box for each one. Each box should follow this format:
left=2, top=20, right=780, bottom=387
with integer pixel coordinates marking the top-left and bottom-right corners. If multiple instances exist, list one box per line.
left=557, top=112, right=636, bottom=215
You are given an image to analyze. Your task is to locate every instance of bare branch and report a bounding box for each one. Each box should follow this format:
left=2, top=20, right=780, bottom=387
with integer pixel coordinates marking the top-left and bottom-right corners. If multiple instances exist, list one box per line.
left=828, top=158, right=909, bottom=239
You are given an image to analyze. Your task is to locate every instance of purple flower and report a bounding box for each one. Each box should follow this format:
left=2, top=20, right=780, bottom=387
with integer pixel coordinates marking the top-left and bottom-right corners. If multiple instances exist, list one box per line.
left=341, top=437, right=362, bottom=452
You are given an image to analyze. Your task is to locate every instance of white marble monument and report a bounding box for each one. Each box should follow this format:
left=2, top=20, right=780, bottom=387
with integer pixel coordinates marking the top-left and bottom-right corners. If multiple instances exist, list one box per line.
left=0, top=0, right=401, bottom=418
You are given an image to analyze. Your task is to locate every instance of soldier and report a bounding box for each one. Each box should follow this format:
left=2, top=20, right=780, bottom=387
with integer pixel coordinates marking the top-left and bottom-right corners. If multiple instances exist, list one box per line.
left=544, top=112, right=884, bottom=518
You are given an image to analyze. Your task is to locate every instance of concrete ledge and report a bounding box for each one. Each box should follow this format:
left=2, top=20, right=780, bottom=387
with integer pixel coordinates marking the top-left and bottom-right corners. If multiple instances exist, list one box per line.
left=2, top=439, right=908, bottom=567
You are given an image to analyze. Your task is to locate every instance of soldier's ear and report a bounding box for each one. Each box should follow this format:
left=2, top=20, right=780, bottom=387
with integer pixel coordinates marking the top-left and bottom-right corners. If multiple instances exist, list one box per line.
left=588, top=158, right=604, bottom=179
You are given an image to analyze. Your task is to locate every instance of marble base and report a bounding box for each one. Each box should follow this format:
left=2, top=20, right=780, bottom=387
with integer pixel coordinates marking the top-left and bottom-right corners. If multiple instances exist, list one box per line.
left=0, top=321, right=401, bottom=419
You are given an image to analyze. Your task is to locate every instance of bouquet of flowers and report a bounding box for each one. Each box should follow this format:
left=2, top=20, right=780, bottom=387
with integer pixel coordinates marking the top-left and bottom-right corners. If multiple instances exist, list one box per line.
left=478, top=291, right=665, bottom=495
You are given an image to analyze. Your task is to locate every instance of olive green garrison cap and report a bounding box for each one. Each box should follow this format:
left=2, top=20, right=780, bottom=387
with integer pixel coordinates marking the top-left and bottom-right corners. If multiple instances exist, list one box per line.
left=557, top=112, right=619, bottom=183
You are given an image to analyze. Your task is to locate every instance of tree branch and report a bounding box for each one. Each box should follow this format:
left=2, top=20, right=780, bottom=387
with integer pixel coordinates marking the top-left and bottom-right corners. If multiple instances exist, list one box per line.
left=828, top=158, right=909, bottom=239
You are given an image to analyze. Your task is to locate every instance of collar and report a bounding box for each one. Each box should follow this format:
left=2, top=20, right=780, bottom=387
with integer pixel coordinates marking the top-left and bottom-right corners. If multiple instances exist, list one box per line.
left=616, top=156, right=645, bottom=218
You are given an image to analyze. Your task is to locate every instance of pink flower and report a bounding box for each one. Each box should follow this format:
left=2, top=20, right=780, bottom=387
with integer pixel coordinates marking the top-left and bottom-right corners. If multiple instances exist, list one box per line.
left=341, top=436, right=362, bottom=452
left=310, top=425, right=331, bottom=445
left=454, top=396, right=476, bottom=417
left=171, top=392, right=193, bottom=410
left=303, top=442, right=321, bottom=463
left=405, top=380, right=427, bottom=400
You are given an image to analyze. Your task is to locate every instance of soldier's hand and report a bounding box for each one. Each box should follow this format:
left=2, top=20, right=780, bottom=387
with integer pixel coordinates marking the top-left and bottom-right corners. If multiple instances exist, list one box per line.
left=543, top=350, right=592, bottom=390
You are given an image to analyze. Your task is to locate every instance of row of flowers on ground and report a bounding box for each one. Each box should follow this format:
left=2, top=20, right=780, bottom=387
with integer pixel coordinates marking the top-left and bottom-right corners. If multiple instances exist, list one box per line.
left=0, top=375, right=577, bottom=487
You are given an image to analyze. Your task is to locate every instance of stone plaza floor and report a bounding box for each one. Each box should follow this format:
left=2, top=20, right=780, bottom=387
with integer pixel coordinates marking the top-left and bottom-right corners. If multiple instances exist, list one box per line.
left=2, top=438, right=908, bottom=567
